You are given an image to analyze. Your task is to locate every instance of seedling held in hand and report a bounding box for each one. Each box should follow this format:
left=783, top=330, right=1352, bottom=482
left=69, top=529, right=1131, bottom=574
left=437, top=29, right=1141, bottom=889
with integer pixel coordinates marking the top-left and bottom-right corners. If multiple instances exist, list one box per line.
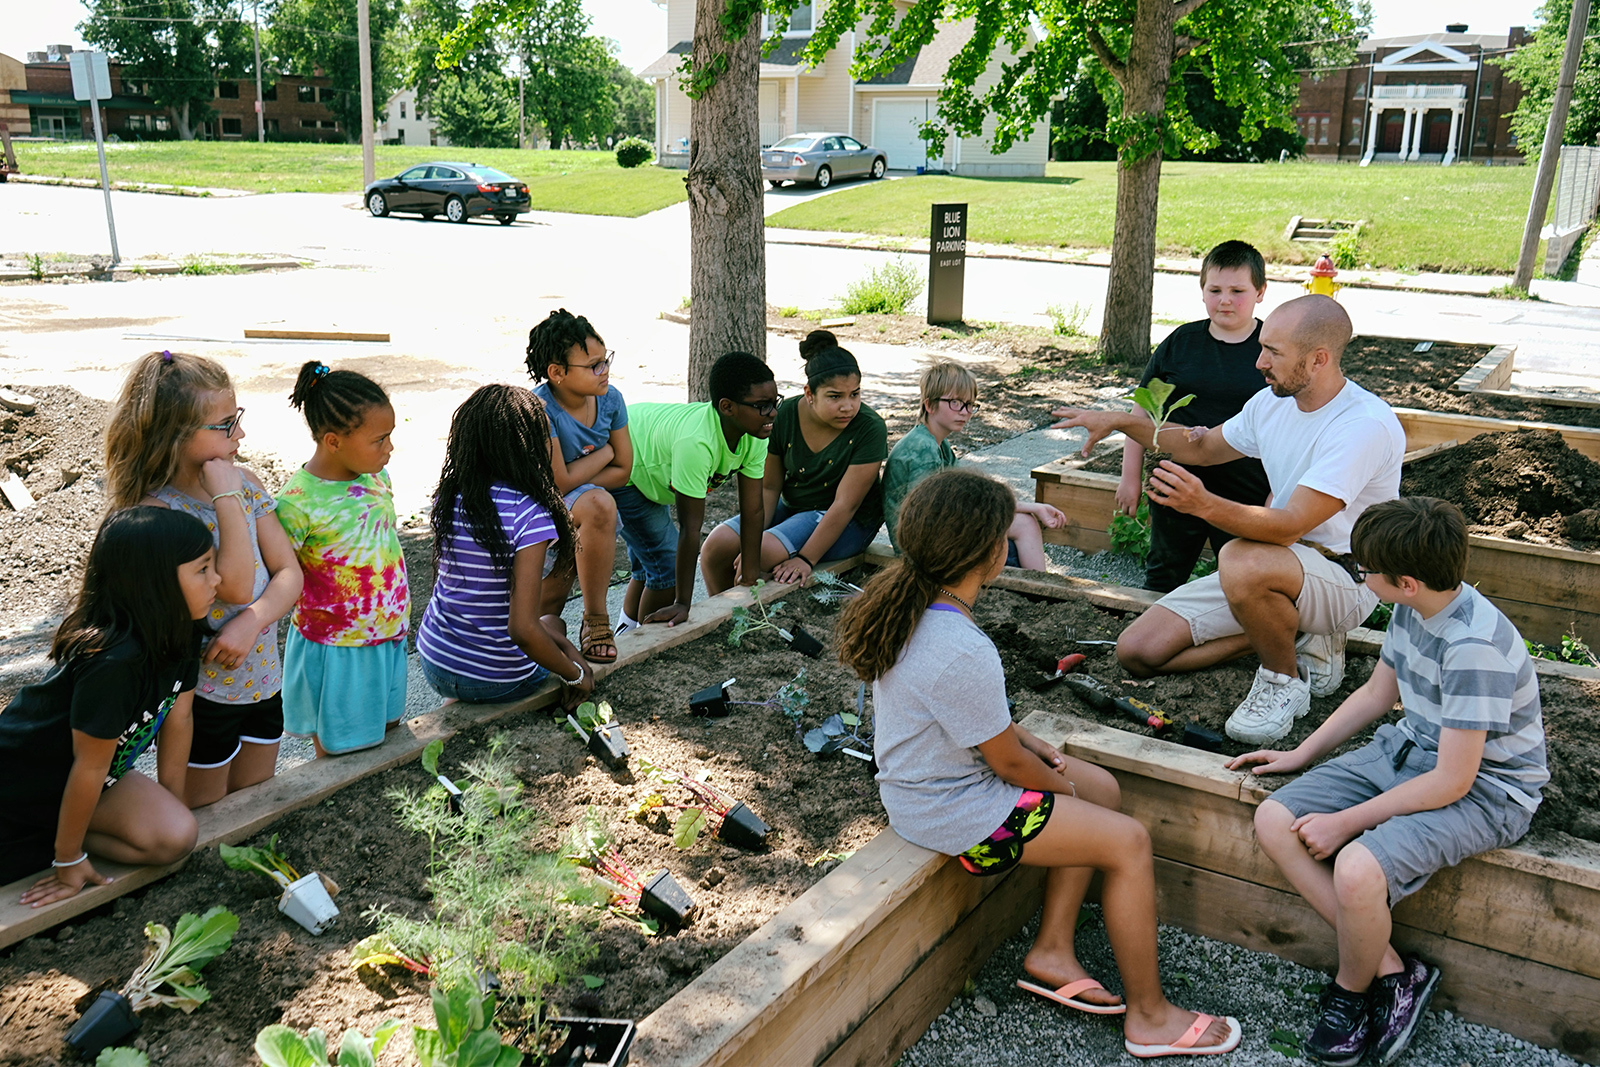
left=1129, top=378, right=1196, bottom=456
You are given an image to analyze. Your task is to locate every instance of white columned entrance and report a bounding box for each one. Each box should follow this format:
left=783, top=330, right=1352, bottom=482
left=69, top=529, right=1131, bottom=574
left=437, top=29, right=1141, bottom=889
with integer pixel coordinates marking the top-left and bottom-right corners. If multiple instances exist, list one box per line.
left=1397, top=107, right=1414, bottom=159
left=1443, top=102, right=1463, bottom=165
left=1361, top=101, right=1383, bottom=165
left=1407, top=107, right=1424, bottom=161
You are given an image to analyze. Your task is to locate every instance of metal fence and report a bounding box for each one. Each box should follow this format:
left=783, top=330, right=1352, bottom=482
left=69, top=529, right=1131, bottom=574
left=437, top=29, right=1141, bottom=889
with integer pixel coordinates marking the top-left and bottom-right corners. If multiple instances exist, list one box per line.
left=1543, top=145, right=1600, bottom=274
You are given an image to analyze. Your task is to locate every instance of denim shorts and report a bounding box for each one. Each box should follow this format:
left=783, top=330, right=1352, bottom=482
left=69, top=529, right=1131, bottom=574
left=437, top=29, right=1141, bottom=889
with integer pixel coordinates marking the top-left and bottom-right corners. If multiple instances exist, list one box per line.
left=719, top=500, right=880, bottom=561
left=1265, top=723, right=1535, bottom=904
left=420, top=655, right=550, bottom=705
left=612, top=483, right=678, bottom=590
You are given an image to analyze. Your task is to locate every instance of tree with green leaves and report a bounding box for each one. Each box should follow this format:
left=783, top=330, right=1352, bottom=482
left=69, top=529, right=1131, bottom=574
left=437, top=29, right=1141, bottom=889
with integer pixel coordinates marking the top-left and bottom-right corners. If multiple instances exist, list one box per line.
left=79, top=0, right=253, bottom=140
left=607, top=50, right=656, bottom=143
left=1500, top=0, right=1600, bottom=157
left=267, top=0, right=405, bottom=139
left=806, top=0, right=1362, bottom=363
left=431, top=68, right=519, bottom=147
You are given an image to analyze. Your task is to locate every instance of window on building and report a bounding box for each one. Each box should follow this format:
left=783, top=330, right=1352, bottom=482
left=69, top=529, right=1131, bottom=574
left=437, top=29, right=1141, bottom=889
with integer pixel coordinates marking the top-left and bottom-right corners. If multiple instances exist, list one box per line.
left=222, top=117, right=242, bottom=134
left=1319, top=116, right=1329, bottom=144
left=1353, top=82, right=1365, bottom=99
left=1475, top=118, right=1490, bottom=145
left=318, top=86, right=334, bottom=103
left=1508, top=130, right=1518, bottom=148
left=763, top=1, right=812, bottom=33
left=262, top=83, right=276, bottom=101
left=301, top=118, right=318, bottom=129
left=127, top=114, right=147, bottom=130
left=217, top=81, right=239, bottom=98
left=297, top=84, right=314, bottom=102
left=154, top=115, right=170, bottom=131
left=399, top=101, right=406, bottom=118
left=1350, top=117, right=1362, bottom=145
left=266, top=118, right=280, bottom=132
left=397, top=128, right=405, bottom=143
left=1480, top=78, right=1494, bottom=98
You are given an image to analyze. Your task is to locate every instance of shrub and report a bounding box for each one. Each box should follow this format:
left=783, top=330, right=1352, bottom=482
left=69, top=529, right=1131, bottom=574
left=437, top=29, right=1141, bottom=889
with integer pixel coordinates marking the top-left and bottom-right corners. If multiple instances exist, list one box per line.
left=1045, top=301, right=1090, bottom=336
left=615, top=136, right=653, bottom=168
left=1329, top=228, right=1361, bottom=270
left=838, top=257, right=924, bottom=315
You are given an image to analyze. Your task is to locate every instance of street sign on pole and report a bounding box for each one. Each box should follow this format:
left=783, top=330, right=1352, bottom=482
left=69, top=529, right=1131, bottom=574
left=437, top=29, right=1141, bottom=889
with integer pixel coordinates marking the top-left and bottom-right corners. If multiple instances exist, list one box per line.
left=68, top=50, right=120, bottom=266
left=927, top=202, right=967, bottom=323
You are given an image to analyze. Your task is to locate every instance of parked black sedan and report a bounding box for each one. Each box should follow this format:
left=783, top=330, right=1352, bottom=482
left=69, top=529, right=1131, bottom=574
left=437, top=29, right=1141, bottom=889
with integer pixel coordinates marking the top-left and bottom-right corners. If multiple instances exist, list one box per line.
left=364, top=162, right=531, bottom=224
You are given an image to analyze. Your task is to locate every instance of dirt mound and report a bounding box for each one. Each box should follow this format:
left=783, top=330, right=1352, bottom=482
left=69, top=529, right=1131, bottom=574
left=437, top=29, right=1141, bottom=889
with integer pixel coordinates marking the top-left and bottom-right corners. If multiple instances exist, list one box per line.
left=1400, top=428, right=1600, bottom=541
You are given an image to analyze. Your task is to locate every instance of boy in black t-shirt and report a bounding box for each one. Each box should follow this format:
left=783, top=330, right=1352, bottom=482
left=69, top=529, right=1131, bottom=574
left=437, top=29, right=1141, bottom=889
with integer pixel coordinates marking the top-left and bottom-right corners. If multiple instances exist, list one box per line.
left=1117, top=241, right=1272, bottom=592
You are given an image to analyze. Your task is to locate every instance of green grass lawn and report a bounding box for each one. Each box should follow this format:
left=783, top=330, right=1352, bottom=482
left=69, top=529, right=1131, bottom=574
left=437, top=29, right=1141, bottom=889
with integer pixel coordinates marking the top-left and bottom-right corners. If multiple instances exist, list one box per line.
left=14, top=142, right=686, bottom=217
left=766, top=160, right=1539, bottom=274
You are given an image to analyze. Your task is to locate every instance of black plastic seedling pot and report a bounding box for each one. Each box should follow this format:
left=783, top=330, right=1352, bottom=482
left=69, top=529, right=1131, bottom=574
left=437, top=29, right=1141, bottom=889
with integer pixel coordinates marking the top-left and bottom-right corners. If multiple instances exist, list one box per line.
left=716, top=802, right=771, bottom=850
left=587, top=724, right=630, bottom=769
left=1181, top=724, right=1228, bottom=753
left=786, top=625, right=823, bottom=659
left=640, top=870, right=697, bottom=927
left=437, top=774, right=464, bottom=814
left=550, top=1016, right=636, bottom=1067
left=66, top=990, right=139, bottom=1059
left=688, top=681, right=730, bottom=717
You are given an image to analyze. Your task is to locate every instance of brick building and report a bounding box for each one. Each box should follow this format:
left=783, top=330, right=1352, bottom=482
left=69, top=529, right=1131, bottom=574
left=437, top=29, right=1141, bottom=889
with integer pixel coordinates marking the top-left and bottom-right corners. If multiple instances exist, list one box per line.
left=2, top=44, right=343, bottom=142
left=1294, top=25, right=1529, bottom=165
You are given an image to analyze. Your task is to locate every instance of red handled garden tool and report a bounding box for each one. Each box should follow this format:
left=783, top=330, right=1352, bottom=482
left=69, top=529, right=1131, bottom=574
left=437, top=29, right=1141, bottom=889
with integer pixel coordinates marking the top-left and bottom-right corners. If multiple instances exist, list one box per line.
left=1060, top=673, right=1174, bottom=731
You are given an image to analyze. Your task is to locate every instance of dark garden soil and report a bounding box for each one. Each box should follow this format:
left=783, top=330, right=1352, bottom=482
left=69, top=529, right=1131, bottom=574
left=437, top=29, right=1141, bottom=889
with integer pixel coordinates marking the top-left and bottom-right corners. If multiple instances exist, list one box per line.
left=1401, top=428, right=1600, bottom=546
left=4, top=576, right=1597, bottom=1066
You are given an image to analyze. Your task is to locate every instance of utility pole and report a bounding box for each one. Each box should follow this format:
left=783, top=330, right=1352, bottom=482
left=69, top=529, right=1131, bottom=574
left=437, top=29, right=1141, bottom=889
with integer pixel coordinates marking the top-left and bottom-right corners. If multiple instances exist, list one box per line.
left=251, top=0, right=265, bottom=143
left=357, top=0, right=375, bottom=187
left=1514, top=0, right=1592, bottom=290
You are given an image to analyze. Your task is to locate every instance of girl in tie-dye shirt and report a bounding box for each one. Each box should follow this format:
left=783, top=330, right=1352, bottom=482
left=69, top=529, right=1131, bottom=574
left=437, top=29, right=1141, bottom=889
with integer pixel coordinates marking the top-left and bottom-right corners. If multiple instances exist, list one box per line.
left=277, top=361, right=410, bottom=756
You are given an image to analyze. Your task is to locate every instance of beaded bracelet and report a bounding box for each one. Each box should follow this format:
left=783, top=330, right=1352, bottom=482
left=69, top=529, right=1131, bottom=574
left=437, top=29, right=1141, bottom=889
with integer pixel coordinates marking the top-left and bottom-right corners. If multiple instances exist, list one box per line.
left=52, top=852, right=88, bottom=868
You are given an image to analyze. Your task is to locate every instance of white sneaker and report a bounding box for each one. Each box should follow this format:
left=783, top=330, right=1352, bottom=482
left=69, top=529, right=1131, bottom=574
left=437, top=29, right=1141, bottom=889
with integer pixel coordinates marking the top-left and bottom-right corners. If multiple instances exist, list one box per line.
left=1226, top=665, right=1312, bottom=745
left=1296, top=631, right=1347, bottom=698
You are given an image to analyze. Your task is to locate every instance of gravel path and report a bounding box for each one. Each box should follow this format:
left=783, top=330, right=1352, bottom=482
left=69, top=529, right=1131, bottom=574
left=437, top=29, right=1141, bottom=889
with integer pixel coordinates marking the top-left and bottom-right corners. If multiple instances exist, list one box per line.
left=900, top=907, right=1580, bottom=1067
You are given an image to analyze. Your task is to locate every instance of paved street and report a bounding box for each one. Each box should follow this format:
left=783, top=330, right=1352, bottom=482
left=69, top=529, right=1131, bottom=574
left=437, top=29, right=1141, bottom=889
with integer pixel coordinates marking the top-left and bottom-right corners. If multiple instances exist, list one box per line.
left=4, top=181, right=1599, bottom=515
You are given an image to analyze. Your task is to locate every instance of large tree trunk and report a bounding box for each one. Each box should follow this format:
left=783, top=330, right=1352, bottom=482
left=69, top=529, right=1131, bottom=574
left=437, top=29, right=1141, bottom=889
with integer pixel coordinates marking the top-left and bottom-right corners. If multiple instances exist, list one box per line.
left=172, top=101, right=195, bottom=141
left=1097, top=0, right=1185, bottom=364
left=685, top=0, right=766, bottom=401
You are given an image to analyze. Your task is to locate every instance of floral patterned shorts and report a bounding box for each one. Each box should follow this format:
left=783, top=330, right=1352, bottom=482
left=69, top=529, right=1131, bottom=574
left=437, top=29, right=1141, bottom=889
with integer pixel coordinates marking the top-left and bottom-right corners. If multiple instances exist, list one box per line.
left=958, top=790, right=1054, bottom=876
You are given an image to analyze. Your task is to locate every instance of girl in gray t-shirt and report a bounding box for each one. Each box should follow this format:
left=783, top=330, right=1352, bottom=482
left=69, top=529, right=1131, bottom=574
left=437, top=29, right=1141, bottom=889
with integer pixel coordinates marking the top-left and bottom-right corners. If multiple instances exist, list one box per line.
left=835, top=468, right=1241, bottom=1057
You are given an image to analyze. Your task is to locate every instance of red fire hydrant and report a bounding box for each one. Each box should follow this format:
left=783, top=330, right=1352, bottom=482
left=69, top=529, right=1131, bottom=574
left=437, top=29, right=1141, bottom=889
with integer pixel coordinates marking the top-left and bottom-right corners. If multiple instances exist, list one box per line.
left=1305, top=253, right=1340, bottom=297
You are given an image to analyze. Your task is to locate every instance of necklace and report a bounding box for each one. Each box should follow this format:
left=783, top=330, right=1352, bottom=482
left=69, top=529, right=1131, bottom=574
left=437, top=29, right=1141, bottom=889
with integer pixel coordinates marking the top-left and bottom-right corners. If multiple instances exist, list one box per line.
left=938, top=588, right=975, bottom=615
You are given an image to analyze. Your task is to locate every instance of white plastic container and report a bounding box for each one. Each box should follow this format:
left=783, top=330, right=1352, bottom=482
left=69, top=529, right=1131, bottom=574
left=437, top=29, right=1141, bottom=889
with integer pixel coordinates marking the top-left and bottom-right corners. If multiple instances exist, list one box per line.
left=278, top=871, right=340, bottom=935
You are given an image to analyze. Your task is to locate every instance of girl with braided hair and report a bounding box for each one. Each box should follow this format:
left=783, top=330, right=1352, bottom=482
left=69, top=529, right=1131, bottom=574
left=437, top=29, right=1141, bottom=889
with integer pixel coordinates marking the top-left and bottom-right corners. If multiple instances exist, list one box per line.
left=277, top=362, right=409, bottom=756
left=835, top=469, right=1242, bottom=1059
left=417, top=385, right=594, bottom=707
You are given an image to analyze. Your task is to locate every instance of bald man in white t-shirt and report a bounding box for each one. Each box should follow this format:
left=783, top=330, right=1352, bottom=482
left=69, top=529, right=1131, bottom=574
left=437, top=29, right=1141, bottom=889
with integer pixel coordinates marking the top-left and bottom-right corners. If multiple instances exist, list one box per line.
left=1052, top=296, right=1405, bottom=745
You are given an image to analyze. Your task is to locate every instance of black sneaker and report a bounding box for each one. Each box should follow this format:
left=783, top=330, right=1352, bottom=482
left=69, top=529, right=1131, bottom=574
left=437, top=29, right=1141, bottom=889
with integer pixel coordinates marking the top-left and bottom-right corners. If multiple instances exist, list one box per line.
left=1305, top=982, right=1372, bottom=1066
left=1369, top=956, right=1440, bottom=1065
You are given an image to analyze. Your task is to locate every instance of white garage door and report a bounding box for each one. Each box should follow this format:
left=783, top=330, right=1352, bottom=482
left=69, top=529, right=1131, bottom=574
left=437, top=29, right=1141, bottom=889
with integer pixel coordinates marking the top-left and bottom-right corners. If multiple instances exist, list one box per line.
left=873, top=99, right=934, bottom=171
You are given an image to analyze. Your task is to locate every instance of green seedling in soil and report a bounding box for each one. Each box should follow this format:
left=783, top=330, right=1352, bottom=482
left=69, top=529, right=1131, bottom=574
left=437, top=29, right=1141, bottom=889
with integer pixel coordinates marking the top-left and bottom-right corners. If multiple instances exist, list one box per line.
left=255, top=1019, right=401, bottom=1067
left=122, top=906, right=239, bottom=1014
left=580, top=974, right=605, bottom=989
left=26, top=253, right=45, bottom=281
left=728, top=580, right=790, bottom=647
left=724, top=668, right=811, bottom=734
left=372, top=741, right=597, bottom=1040
left=565, top=808, right=652, bottom=905
left=806, top=849, right=855, bottom=867
left=809, top=569, right=863, bottom=605
left=219, top=833, right=301, bottom=888
left=804, top=682, right=873, bottom=759
left=351, top=932, right=432, bottom=976
left=94, top=1050, right=149, bottom=1067
left=412, top=987, right=521, bottom=1067
left=631, top=764, right=762, bottom=850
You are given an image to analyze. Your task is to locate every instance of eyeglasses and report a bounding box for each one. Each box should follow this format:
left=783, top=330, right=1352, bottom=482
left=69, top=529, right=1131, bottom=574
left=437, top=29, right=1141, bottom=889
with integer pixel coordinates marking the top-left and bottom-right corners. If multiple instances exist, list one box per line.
left=202, top=407, right=246, bottom=438
left=573, top=350, right=613, bottom=375
left=731, top=396, right=786, bottom=418
left=937, top=397, right=979, bottom=415
left=1354, top=565, right=1385, bottom=581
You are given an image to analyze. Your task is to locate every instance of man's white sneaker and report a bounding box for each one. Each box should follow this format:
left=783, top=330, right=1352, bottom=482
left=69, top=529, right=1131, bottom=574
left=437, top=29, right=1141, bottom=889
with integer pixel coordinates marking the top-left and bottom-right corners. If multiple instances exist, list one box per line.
left=1226, top=666, right=1312, bottom=745
left=1295, top=631, right=1347, bottom=698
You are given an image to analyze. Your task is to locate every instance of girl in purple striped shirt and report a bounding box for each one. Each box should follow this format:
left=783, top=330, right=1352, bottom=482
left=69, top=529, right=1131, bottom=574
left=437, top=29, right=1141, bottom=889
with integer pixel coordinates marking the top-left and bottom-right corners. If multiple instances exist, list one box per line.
left=417, top=385, right=595, bottom=707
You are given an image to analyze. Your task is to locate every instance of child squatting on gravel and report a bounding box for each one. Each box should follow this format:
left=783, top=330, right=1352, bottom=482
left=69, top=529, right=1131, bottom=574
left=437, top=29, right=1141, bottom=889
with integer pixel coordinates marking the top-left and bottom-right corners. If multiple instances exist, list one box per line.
left=1230, top=497, right=1547, bottom=1067
left=837, top=468, right=1242, bottom=1059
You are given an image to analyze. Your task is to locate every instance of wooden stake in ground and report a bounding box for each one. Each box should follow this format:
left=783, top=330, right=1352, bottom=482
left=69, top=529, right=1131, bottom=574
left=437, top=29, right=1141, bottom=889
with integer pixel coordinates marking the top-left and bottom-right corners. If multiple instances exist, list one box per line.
left=1514, top=0, right=1593, bottom=291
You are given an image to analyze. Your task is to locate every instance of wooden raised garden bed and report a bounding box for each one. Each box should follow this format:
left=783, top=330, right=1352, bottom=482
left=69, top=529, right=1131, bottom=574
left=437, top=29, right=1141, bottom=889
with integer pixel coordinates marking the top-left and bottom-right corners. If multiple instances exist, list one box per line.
left=1032, top=407, right=1600, bottom=645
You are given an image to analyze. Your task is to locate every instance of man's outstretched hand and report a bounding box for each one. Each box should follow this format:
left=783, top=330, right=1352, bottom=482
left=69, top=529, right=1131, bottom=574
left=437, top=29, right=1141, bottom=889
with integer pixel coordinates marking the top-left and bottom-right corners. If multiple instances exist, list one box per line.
left=1050, top=407, right=1128, bottom=457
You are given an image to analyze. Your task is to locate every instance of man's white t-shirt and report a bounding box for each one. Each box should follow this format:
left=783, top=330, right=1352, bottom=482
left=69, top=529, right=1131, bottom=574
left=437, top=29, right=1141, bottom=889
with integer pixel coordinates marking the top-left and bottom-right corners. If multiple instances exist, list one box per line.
left=1220, top=378, right=1404, bottom=553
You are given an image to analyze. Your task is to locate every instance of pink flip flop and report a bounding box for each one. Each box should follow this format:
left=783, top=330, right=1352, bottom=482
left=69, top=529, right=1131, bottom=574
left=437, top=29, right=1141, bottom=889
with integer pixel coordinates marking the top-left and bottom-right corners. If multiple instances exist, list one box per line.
left=1125, top=1014, right=1243, bottom=1058
left=1014, top=976, right=1128, bottom=1015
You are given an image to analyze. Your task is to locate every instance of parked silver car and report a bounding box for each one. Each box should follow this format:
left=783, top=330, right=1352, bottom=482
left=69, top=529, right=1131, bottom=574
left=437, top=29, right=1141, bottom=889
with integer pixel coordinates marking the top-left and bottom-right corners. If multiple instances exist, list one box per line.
left=762, top=133, right=888, bottom=189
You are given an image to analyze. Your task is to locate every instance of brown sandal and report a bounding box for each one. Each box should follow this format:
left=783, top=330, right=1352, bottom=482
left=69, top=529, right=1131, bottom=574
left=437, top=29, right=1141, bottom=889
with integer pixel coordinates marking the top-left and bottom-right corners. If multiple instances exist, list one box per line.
left=580, top=612, right=618, bottom=664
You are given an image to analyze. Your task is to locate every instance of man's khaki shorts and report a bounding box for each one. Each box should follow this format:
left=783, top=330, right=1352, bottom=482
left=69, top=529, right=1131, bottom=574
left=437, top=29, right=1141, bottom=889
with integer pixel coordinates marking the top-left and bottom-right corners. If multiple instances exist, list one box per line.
left=1155, top=541, right=1378, bottom=646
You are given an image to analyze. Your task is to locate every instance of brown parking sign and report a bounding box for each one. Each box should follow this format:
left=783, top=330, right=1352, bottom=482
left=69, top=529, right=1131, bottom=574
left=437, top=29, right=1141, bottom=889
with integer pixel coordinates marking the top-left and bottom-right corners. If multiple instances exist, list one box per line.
left=928, top=202, right=967, bottom=324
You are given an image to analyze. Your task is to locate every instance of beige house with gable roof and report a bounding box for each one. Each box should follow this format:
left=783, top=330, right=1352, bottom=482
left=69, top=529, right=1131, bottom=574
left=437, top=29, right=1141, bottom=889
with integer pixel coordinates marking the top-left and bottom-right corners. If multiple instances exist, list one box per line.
left=639, top=0, right=1047, bottom=176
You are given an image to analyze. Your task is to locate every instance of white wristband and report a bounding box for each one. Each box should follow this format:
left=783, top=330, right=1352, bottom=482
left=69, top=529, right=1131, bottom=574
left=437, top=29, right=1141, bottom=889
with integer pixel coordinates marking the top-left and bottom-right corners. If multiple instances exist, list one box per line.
left=563, top=660, right=587, bottom=684
left=52, top=852, right=89, bottom=868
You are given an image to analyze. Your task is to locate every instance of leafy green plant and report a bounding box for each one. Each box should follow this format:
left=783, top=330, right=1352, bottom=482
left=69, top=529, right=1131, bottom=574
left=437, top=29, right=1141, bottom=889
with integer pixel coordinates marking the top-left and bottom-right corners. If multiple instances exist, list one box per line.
left=838, top=257, right=924, bottom=315
left=95, top=1050, right=149, bottom=1067
left=566, top=700, right=614, bottom=736
left=26, top=252, right=45, bottom=281
left=728, top=580, right=790, bottom=647
left=1329, top=227, right=1361, bottom=270
left=1129, top=378, right=1195, bottom=457
left=1526, top=629, right=1600, bottom=667
left=629, top=763, right=751, bottom=850
left=351, top=932, right=432, bottom=976
left=123, top=907, right=239, bottom=1013
left=219, top=833, right=300, bottom=888
left=255, top=1019, right=400, bottom=1067
left=1267, top=1026, right=1303, bottom=1057
left=615, top=136, right=652, bottom=169
left=777, top=305, right=800, bottom=318
left=1107, top=496, right=1151, bottom=563
left=413, top=988, right=521, bottom=1067
left=177, top=256, right=239, bottom=275
left=1362, top=601, right=1393, bottom=632
left=1045, top=301, right=1090, bottom=336
left=808, top=569, right=862, bottom=605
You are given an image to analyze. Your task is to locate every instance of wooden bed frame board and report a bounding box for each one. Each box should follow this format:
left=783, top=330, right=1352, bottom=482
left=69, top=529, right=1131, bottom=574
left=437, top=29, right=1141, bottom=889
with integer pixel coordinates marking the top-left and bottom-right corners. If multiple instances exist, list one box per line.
left=0, top=561, right=861, bottom=949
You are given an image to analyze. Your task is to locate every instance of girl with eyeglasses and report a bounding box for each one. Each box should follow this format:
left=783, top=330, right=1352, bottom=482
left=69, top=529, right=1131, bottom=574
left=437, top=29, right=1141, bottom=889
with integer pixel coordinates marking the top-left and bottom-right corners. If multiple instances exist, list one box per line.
left=105, top=350, right=303, bottom=808
left=701, top=329, right=887, bottom=593
left=882, top=360, right=1065, bottom=569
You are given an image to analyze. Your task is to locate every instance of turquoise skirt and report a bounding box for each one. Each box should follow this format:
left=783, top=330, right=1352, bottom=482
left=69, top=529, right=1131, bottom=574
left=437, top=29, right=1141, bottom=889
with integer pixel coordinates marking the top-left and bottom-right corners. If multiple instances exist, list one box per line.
left=282, top=630, right=407, bottom=754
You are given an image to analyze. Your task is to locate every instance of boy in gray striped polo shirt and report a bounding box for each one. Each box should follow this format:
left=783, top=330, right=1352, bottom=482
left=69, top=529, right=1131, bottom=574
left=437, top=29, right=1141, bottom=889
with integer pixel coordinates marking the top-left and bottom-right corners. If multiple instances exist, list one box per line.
left=1228, top=497, right=1546, bottom=1067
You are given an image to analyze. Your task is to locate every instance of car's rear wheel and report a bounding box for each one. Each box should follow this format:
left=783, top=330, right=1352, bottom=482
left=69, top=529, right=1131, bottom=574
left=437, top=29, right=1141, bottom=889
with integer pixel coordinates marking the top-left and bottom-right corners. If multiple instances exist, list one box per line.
left=497, top=214, right=515, bottom=226
left=445, top=196, right=467, bottom=223
left=366, top=191, right=389, bottom=217
left=769, top=180, right=783, bottom=189
left=815, top=166, right=832, bottom=190
left=870, top=157, right=886, bottom=179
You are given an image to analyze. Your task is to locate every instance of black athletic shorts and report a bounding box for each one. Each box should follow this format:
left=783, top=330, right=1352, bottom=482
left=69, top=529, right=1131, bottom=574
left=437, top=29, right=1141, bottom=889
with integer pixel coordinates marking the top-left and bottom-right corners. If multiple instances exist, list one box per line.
left=189, top=691, right=285, bottom=767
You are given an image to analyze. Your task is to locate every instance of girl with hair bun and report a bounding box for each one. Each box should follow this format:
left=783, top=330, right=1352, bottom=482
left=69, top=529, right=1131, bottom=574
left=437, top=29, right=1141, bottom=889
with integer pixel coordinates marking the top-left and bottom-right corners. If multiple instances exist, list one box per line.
left=701, top=329, right=886, bottom=593
left=105, top=350, right=302, bottom=808
left=276, top=362, right=409, bottom=757
left=2, top=507, right=215, bottom=902
left=834, top=468, right=1242, bottom=1059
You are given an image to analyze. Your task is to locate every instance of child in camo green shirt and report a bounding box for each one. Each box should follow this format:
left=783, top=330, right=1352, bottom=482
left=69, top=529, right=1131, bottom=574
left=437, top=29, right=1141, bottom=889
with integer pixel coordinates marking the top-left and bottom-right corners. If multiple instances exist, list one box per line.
left=882, top=361, right=1065, bottom=566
